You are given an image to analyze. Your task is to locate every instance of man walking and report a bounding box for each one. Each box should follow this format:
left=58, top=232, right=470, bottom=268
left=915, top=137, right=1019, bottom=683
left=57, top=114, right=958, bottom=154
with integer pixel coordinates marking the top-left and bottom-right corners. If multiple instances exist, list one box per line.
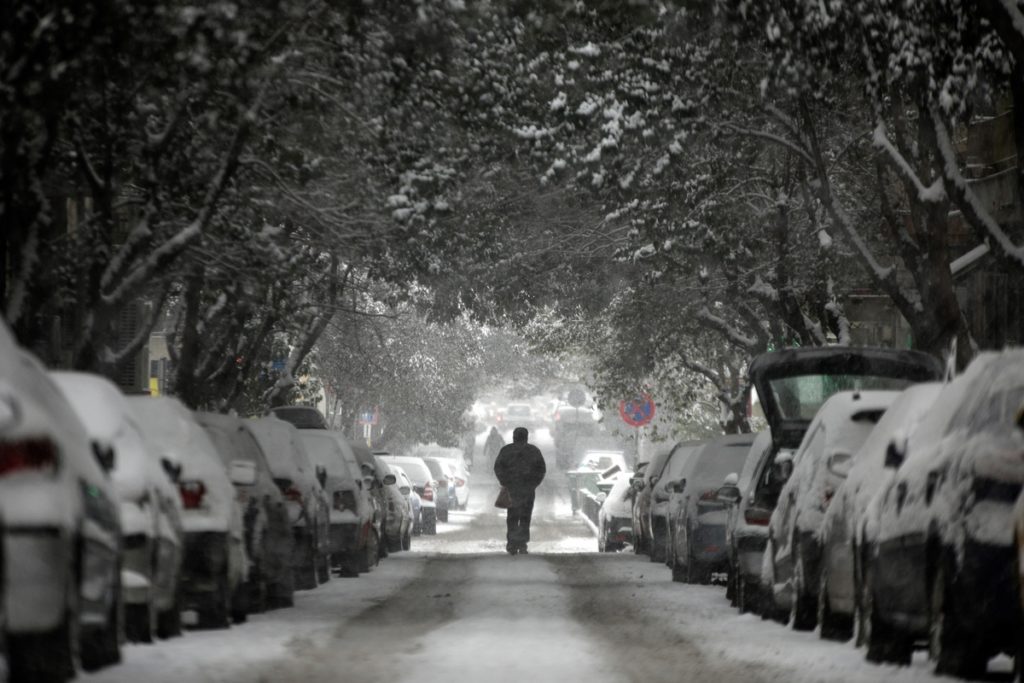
left=493, top=427, right=546, bottom=555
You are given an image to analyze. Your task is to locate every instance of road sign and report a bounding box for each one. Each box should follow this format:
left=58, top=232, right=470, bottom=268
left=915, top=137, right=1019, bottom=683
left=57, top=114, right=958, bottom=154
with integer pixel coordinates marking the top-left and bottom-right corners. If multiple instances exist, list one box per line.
left=358, top=407, right=379, bottom=426
left=619, top=394, right=655, bottom=427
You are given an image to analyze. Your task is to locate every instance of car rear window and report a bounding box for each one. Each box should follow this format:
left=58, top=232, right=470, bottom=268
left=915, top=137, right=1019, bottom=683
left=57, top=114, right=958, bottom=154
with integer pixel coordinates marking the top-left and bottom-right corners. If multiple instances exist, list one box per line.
left=768, top=374, right=915, bottom=420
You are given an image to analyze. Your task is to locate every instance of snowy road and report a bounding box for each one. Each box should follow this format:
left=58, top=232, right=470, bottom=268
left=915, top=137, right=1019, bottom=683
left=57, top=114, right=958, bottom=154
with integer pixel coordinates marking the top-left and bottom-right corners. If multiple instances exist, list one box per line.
left=83, top=432, right=1010, bottom=683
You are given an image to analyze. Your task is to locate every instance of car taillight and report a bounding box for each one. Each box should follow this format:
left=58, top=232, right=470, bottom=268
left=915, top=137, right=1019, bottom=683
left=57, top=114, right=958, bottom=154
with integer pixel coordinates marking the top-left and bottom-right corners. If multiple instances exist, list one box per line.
left=0, top=438, right=59, bottom=477
left=699, top=490, right=718, bottom=502
left=333, top=490, right=357, bottom=512
left=179, top=480, right=206, bottom=510
left=455, top=477, right=466, bottom=487
left=422, top=484, right=434, bottom=502
left=285, top=485, right=303, bottom=504
left=744, top=507, right=771, bottom=526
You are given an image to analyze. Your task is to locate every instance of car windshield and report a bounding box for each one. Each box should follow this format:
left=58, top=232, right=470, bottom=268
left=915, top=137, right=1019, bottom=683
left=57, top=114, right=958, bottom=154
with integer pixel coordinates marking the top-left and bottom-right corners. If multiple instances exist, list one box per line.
left=768, top=374, right=916, bottom=420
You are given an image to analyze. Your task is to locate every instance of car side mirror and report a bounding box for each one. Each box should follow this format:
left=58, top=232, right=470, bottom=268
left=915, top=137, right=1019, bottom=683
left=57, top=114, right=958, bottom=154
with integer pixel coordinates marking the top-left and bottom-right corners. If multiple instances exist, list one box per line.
left=717, top=484, right=741, bottom=504
left=161, top=456, right=182, bottom=483
left=630, top=477, right=645, bottom=491
left=229, top=460, right=258, bottom=486
left=316, top=465, right=327, bottom=489
left=382, top=473, right=397, bottom=486
left=885, top=441, right=905, bottom=469
left=92, top=441, right=115, bottom=472
left=597, top=492, right=608, bottom=504
left=723, top=472, right=739, bottom=487
left=827, top=451, right=853, bottom=477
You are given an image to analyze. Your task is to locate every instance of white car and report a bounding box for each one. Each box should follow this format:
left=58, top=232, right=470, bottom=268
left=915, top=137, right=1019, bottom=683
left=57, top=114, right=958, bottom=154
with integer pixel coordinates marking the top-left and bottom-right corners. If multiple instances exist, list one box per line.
left=763, top=389, right=899, bottom=629
left=126, top=396, right=247, bottom=628
left=376, top=455, right=438, bottom=535
left=0, top=323, right=122, bottom=681
left=597, top=471, right=634, bottom=552
left=51, top=371, right=185, bottom=643
left=375, top=456, right=412, bottom=552
left=249, top=417, right=331, bottom=589
left=298, top=431, right=377, bottom=576
left=390, top=465, right=422, bottom=537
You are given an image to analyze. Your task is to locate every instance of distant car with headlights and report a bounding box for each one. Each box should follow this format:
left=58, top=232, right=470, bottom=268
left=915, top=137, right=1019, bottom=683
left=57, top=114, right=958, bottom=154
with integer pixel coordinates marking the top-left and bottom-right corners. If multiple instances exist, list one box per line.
left=51, top=371, right=185, bottom=643
left=1, top=325, right=122, bottom=681
left=128, top=396, right=248, bottom=629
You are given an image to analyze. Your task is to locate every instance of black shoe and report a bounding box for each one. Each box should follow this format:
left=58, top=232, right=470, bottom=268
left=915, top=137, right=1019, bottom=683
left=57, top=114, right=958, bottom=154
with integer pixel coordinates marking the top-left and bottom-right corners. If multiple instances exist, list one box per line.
left=518, top=545, right=528, bottom=555
left=506, top=543, right=516, bottom=555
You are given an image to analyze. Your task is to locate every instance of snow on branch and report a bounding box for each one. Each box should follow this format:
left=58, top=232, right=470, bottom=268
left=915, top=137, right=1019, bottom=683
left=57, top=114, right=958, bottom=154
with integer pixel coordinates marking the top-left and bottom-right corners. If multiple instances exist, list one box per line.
left=930, top=106, right=1024, bottom=267
left=696, top=306, right=758, bottom=350
left=721, top=123, right=815, bottom=166
left=871, top=123, right=946, bottom=204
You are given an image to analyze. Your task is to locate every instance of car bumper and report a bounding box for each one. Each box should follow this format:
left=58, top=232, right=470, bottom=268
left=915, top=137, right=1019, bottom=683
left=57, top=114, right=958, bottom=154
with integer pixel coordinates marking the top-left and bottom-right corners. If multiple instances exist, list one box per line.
left=5, top=526, right=71, bottom=633
left=735, top=534, right=768, bottom=580
left=329, top=523, right=359, bottom=555
left=692, top=522, right=728, bottom=565
left=121, top=533, right=153, bottom=604
left=181, top=531, right=230, bottom=604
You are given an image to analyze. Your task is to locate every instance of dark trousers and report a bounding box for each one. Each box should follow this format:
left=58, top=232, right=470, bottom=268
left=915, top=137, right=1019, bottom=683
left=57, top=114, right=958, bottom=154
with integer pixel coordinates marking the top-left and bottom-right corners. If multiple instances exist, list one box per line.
left=506, top=489, right=536, bottom=548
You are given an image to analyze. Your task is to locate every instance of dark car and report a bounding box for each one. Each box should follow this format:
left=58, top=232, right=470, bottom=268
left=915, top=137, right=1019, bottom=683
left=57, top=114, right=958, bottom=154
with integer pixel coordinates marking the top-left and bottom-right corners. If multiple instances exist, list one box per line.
left=630, top=446, right=675, bottom=557
left=865, top=350, right=1024, bottom=676
left=271, top=405, right=328, bottom=430
left=196, top=412, right=294, bottom=613
left=648, top=441, right=703, bottom=563
left=666, top=434, right=755, bottom=584
left=746, top=346, right=943, bottom=619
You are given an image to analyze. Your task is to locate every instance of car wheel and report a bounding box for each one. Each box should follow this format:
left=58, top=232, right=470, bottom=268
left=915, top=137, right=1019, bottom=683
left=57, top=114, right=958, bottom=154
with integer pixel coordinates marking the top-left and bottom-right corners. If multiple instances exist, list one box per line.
left=790, top=542, right=817, bottom=631
left=81, top=567, right=122, bottom=670
left=438, top=507, right=449, bottom=523
left=863, top=561, right=911, bottom=665
left=424, top=512, right=437, bottom=536
left=929, top=560, right=986, bottom=678
left=402, top=528, right=412, bottom=551
left=817, top=567, right=852, bottom=641
left=360, top=532, right=380, bottom=573
left=737, top=574, right=758, bottom=615
left=246, top=560, right=267, bottom=614
left=200, top=572, right=232, bottom=629
left=156, top=584, right=183, bottom=639
left=316, top=552, right=331, bottom=584
left=125, top=600, right=157, bottom=643
left=11, top=574, right=80, bottom=683
left=231, top=577, right=250, bottom=624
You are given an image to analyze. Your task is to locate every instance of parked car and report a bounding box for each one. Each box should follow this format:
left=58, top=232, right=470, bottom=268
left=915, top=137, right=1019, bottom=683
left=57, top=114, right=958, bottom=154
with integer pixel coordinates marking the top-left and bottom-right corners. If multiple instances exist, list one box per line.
left=763, top=389, right=898, bottom=629
left=248, top=417, right=332, bottom=590
left=817, top=383, right=941, bottom=640
left=298, top=431, right=377, bottom=575
left=422, top=456, right=454, bottom=522
left=270, top=405, right=328, bottom=429
left=723, top=431, right=771, bottom=612
left=376, top=455, right=438, bottom=535
left=390, top=465, right=423, bottom=537
left=196, top=412, right=294, bottom=612
left=667, top=434, right=756, bottom=584
left=376, top=457, right=413, bottom=552
left=503, top=403, right=536, bottom=429
left=348, top=443, right=392, bottom=560
left=865, top=350, right=1024, bottom=676
left=744, top=346, right=943, bottom=618
left=597, top=471, right=634, bottom=552
left=650, top=441, right=703, bottom=564
left=127, top=396, right=247, bottom=629
left=630, top=446, right=675, bottom=556
left=1, top=327, right=122, bottom=681
left=51, top=371, right=185, bottom=643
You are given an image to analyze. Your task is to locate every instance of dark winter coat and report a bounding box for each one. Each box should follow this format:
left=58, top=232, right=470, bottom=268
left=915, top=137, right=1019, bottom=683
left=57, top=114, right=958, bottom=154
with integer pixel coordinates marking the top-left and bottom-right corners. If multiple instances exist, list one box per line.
left=494, top=442, right=546, bottom=497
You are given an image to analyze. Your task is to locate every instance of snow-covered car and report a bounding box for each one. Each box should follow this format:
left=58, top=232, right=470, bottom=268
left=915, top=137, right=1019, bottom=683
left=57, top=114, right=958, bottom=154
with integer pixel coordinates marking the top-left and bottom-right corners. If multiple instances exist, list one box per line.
left=248, top=417, right=331, bottom=590
left=348, top=443, right=391, bottom=561
left=127, top=396, right=247, bottom=629
left=376, top=456, right=412, bottom=552
left=649, top=441, right=702, bottom=564
left=817, top=383, right=941, bottom=640
left=270, top=405, right=328, bottom=429
left=743, top=346, right=943, bottom=618
left=422, top=456, right=455, bottom=522
left=376, top=455, right=438, bottom=535
left=630, top=446, right=675, bottom=557
left=1, top=327, right=122, bottom=681
left=597, top=471, right=634, bottom=552
left=865, top=350, right=1024, bottom=675
left=667, top=434, right=755, bottom=584
left=723, top=431, right=771, bottom=613
left=390, top=465, right=422, bottom=537
left=51, top=371, right=185, bottom=643
left=762, top=389, right=898, bottom=629
left=196, top=412, right=293, bottom=612
left=299, top=431, right=378, bottom=575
